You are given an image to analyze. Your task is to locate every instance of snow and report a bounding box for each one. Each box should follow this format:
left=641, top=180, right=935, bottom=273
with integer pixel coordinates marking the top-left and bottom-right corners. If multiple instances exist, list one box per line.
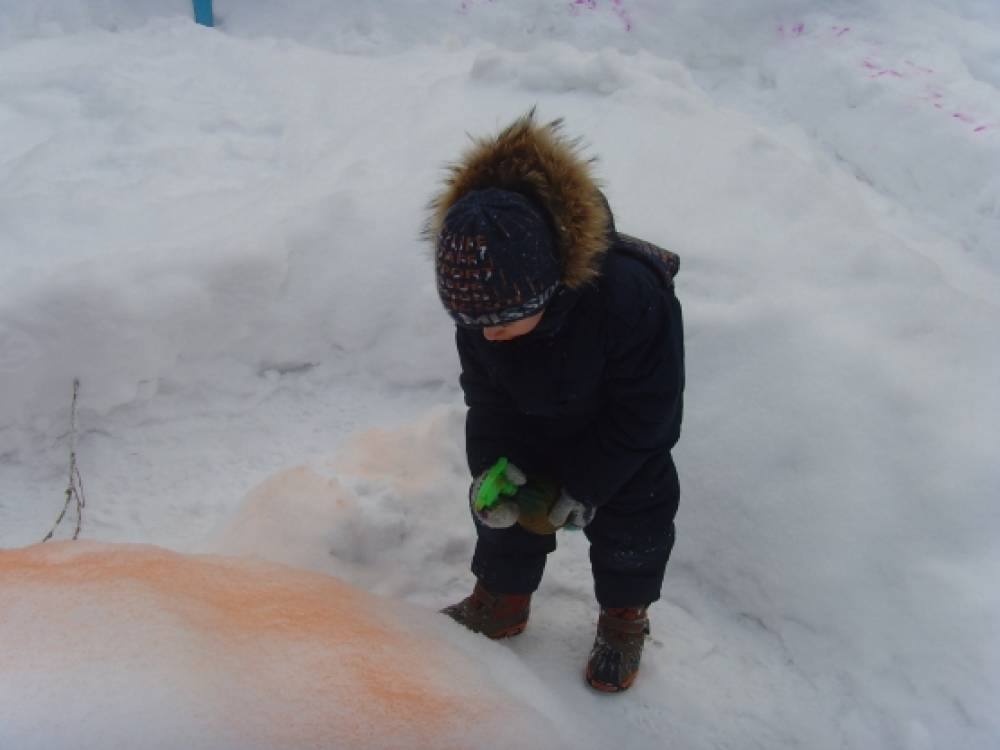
left=0, top=541, right=572, bottom=750
left=1, top=1, right=998, bottom=748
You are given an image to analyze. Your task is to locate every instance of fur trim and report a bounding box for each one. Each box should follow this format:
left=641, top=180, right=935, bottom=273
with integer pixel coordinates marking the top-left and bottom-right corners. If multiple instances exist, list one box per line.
left=425, top=110, right=611, bottom=290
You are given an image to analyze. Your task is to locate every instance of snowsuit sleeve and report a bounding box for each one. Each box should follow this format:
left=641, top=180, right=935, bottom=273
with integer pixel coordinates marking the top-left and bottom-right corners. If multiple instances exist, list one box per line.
left=456, top=329, right=527, bottom=477
left=557, top=288, right=684, bottom=507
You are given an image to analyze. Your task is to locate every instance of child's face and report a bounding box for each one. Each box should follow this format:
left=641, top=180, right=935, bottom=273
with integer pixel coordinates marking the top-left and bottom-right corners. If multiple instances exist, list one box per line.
left=482, top=311, right=544, bottom=342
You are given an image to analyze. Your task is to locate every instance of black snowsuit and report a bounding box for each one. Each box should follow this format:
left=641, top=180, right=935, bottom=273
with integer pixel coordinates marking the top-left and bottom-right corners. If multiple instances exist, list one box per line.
left=428, top=114, right=685, bottom=608
left=458, top=233, right=683, bottom=607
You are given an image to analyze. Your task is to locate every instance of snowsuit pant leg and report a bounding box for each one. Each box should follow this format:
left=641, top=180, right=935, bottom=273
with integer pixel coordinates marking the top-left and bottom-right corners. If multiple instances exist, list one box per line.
left=471, top=511, right=556, bottom=595
left=585, top=453, right=679, bottom=608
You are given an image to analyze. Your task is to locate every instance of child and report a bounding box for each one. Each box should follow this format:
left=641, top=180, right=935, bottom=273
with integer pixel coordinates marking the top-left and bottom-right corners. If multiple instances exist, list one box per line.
left=427, top=111, right=684, bottom=692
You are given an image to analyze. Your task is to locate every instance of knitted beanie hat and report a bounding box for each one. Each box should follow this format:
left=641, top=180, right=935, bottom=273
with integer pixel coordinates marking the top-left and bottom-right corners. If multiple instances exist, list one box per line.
left=436, top=188, right=561, bottom=328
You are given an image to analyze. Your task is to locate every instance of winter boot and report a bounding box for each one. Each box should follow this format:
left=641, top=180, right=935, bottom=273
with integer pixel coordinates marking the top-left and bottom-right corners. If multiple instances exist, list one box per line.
left=585, top=606, right=650, bottom=692
left=441, top=581, right=531, bottom=639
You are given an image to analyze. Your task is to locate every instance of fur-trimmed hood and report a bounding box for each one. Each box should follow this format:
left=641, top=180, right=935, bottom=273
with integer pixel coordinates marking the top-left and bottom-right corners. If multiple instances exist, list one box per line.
left=426, top=111, right=611, bottom=290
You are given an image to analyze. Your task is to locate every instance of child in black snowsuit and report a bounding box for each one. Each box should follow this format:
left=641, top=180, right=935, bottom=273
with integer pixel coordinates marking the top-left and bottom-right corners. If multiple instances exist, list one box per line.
left=428, top=112, right=684, bottom=692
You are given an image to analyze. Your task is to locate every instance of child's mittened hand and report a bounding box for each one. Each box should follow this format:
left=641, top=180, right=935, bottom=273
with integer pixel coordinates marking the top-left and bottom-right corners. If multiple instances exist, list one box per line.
left=474, top=498, right=521, bottom=528
left=547, top=492, right=596, bottom=530
left=469, top=461, right=526, bottom=529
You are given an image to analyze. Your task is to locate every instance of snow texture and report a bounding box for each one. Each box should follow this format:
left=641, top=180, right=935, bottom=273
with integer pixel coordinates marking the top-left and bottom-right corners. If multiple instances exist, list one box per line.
left=0, top=1, right=998, bottom=748
left=0, top=541, right=571, bottom=750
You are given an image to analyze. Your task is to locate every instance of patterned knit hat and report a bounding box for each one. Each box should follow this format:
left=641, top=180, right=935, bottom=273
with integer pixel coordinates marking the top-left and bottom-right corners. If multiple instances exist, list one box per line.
left=436, top=188, right=560, bottom=328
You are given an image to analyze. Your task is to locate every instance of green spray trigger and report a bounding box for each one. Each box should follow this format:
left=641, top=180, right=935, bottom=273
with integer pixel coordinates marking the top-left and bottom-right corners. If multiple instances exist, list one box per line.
left=474, top=457, right=520, bottom=512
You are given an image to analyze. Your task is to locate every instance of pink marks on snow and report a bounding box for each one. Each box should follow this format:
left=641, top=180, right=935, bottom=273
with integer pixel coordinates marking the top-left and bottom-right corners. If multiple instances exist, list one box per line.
left=953, top=116, right=997, bottom=134
left=777, top=22, right=806, bottom=38
left=462, top=1, right=634, bottom=32
left=458, top=0, right=496, bottom=12
left=905, top=60, right=935, bottom=75
left=922, top=89, right=946, bottom=109
left=915, top=86, right=995, bottom=132
left=861, top=56, right=996, bottom=134
left=569, top=0, right=633, bottom=31
left=864, top=58, right=935, bottom=80
left=775, top=21, right=996, bottom=136
left=863, top=58, right=904, bottom=78
left=610, top=0, right=633, bottom=32
left=777, top=23, right=852, bottom=41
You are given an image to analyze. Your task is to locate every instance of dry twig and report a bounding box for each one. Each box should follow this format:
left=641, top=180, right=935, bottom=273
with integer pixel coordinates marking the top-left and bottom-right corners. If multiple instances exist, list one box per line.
left=42, top=379, right=86, bottom=543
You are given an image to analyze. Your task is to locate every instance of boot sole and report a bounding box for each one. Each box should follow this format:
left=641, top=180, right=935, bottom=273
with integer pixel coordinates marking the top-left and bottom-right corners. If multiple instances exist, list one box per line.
left=585, top=664, right=638, bottom=693
left=487, top=621, right=527, bottom=640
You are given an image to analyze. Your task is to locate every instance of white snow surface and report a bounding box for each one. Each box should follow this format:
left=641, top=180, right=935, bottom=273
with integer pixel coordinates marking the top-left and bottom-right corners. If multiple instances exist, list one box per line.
left=1, top=1, right=998, bottom=748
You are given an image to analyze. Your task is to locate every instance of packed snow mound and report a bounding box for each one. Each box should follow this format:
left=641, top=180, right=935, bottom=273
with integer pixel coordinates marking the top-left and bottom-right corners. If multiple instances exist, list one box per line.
left=0, top=541, right=567, bottom=750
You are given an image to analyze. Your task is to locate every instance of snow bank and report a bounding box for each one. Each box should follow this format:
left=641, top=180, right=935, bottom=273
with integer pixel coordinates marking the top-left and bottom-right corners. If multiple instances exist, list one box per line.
left=0, top=541, right=569, bottom=750
left=0, top=21, right=455, bottom=457
left=2, top=0, right=997, bottom=455
left=0, top=0, right=190, bottom=46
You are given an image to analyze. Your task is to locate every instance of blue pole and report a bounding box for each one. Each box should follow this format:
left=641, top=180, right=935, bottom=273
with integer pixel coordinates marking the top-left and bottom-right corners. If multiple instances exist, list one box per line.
left=193, top=0, right=214, bottom=27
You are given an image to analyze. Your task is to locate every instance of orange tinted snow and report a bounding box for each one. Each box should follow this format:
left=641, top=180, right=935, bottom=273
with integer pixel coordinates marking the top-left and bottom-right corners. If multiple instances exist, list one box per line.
left=332, top=405, right=462, bottom=493
left=0, top=542, right=515, bottom=749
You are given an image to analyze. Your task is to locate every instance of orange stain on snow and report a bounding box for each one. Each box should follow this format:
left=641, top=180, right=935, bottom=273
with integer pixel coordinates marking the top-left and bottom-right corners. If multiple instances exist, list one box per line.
left=0, top=542, right=490, bottom=749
